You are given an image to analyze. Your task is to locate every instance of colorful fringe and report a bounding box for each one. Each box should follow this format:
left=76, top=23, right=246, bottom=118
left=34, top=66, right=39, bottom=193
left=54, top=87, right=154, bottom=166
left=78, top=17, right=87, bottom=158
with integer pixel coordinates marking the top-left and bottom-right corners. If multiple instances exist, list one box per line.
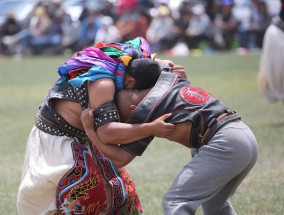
left=57, top=37, right=152, bottom=90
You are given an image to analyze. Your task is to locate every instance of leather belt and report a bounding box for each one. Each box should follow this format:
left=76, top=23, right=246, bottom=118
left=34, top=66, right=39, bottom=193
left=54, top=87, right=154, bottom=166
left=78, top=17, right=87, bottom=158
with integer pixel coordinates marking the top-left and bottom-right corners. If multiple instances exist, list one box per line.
left=197, top=111, right=241, bottom=148
left=35, top=111, right=87, bottom=143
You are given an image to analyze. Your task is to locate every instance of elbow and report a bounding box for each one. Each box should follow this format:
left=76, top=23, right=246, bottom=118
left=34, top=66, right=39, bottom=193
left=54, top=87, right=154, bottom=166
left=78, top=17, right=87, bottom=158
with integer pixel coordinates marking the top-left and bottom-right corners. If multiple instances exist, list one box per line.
left=112, top=154, right=135, bottom=169
left=113, top=160, right=128, bottom=169
left=96, top=125, right=119, bottom=145
left=98, top=132, right=119, bottom=145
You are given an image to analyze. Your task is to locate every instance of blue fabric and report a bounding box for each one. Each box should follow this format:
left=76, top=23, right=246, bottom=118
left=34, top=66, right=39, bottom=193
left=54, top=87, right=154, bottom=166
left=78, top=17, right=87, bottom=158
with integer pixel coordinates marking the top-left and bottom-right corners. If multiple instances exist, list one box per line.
left=68, top=66, right=116, bottom=89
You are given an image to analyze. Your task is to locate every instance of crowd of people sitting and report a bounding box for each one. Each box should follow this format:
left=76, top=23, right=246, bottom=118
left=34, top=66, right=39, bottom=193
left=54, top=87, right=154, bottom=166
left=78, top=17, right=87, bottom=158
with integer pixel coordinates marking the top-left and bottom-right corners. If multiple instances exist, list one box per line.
left=0, top=0, right=277, bottom=58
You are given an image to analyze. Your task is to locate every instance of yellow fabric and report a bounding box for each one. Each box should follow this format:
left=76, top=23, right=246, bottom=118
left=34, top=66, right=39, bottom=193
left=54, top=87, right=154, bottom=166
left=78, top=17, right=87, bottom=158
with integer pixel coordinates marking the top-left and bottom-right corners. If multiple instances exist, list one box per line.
left=151, top=53, right=157, bottom=59
left=118, top=56, right=132, bottom=66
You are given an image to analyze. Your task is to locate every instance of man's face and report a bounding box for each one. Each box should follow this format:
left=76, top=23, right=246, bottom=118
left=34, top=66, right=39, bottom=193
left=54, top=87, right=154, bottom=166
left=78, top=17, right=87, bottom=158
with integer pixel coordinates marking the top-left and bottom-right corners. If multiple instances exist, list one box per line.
left=117, top=88, right=152, bottom=123
left=116, top=90, right=134, bottom=122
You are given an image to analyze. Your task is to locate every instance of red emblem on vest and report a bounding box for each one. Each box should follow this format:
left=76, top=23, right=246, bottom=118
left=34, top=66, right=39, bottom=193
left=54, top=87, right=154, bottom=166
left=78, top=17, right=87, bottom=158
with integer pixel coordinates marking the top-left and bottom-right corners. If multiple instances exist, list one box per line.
left=179, top=86, right=212, bottom=105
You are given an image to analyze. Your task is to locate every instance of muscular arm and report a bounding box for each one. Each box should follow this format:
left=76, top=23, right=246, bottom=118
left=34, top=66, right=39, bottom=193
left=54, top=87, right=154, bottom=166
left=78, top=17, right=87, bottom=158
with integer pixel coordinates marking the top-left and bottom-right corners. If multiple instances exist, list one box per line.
left=88, top=78, right=174, bottom=145
left=81, top=109, right=135, bottom=168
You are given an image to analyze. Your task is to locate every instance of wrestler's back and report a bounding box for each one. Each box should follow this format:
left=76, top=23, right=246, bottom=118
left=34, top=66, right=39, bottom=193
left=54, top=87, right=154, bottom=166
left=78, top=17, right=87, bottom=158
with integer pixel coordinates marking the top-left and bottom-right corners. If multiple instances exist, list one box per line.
left=53, top=99, right=84, bottom=130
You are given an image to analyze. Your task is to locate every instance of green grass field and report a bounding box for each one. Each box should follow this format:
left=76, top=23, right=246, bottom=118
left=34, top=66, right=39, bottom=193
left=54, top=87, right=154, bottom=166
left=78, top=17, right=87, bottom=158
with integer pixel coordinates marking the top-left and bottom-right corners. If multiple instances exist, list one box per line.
left=1, top=53, right=284, bottom=214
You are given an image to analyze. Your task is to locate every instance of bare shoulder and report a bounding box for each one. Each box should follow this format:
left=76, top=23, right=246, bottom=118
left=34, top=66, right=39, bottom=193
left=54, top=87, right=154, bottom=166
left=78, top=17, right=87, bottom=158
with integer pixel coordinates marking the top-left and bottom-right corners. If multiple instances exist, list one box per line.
left=88, top=79, right=115, bottom=109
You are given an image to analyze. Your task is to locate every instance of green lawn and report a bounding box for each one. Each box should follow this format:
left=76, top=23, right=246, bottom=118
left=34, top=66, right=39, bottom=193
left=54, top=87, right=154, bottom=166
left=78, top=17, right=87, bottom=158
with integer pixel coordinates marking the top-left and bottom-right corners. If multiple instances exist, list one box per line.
left=1, top=52, right=283, bottom=214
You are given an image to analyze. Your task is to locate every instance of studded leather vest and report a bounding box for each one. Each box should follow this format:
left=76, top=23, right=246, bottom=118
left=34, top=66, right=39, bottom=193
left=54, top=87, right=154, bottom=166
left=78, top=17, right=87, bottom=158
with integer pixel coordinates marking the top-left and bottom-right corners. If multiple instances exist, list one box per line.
left=35, top=80, right=88, bottom=141
left=120, top=72, right=240, bottom=155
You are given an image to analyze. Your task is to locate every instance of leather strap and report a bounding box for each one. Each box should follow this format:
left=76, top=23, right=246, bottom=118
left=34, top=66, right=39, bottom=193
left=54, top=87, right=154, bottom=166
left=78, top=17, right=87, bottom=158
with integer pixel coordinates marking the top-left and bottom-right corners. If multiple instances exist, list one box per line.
left=197, top=111, right=241, bottom=147
left=92, top=101, right=120, bottom=130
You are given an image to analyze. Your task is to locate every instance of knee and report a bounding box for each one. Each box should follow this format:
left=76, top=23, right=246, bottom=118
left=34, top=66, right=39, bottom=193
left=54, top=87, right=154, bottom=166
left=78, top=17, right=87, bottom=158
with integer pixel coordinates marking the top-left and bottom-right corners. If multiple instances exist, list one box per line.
left=162, top=192, right=196, bottom=215
left=162, top=192, right=174, bottom=214
left=162, top=192, right=169, bottom=210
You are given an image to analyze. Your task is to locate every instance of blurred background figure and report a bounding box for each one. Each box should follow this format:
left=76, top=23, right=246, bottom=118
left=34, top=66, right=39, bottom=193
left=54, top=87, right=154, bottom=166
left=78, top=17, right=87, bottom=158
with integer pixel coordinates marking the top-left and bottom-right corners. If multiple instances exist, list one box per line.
left=0, top=11, right=21, bottom=56
left=78, top=9, right=101, bottom=49
left=184, top=3, right=215, bottom=50
left=233, top=0, right=253, bottom=55
left=115, top=0, right=149, bottom=42
left=214, top=0, right=240, bottom=51
left=157, top=1, right=192, bottom=53
left=2, top=5, right=53, bottom=56
left=258, top=0, right=284, bottom=102
left=100, top=1, right=119, bottom=23
left=250, top=0, right=272, bottom=49
left=26, top=1, right=67, bottom=55
left=94, top=16, right=121, bottom=44
left=146, top=4, right=174, bottom=52
left=0, top=0, right=280, bottom=58
left=46, top=0, right=78, bottom=54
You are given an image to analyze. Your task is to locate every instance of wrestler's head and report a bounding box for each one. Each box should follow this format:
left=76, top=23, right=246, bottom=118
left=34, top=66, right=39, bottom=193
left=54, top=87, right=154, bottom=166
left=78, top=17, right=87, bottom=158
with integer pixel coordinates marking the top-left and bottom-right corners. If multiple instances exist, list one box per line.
left=114, top=89, right=150, bottom=122
left=124, top=58, right=161, bottom=90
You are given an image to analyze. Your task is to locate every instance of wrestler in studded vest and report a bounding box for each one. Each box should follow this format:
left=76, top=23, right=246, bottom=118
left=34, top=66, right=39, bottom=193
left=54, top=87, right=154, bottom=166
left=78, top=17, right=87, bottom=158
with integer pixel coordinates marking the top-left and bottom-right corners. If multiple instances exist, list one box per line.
left=35, top=79, right=91, bottom=142
left=121, top=72, right=241, bottom=156
left=35, top=36, right=154, bottom=144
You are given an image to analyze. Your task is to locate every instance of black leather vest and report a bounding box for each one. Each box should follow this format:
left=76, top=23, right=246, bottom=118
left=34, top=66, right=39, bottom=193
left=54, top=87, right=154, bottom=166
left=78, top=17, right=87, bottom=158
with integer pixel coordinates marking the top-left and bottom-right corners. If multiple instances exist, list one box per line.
left=35, top=80, right=88, bottom=141
left=120, top=72, right=240, bottom=155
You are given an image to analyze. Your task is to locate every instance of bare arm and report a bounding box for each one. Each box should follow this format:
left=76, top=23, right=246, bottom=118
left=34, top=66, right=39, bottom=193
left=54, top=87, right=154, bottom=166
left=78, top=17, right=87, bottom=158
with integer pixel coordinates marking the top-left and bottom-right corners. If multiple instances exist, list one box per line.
left=88, top=78, right=174, bottom=145
left=97, top=113, right=174, bottom=144
left=81, top=109, right=135, bottom=168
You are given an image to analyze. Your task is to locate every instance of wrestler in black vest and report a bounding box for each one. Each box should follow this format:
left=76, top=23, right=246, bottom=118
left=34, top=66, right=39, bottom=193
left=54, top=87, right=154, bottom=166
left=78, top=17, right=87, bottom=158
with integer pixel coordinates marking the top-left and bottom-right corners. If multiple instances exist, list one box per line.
left=121, top=72, right=241, bottom=155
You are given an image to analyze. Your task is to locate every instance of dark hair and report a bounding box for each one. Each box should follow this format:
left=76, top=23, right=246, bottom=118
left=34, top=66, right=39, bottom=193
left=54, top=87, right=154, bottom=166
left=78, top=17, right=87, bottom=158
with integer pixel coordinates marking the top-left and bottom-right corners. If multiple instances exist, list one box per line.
left=126, top=58, right=161, bottom=90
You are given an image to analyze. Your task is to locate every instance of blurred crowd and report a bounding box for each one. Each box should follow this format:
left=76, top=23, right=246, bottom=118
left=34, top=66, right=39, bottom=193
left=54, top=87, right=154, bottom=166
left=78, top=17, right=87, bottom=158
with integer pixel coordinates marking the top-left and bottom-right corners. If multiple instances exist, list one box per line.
left=0, top=0, right=279, bottom=58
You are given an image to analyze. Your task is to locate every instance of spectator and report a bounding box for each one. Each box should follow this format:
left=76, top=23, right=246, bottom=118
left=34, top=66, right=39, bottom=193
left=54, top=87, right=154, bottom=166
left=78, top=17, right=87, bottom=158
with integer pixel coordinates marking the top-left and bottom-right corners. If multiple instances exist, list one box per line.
left=158, top=1, right=192, bottom=51
left=32, top=9, right=64, bottom=55
left=1, top=0, right=277, bottom=57
left=115, top=0, right=149, bottom=42
left=251, top=0, right=272, bottom=49
left=258, top=0, right=284, bottom=101
left=234, top=0, right=253, bottom=55
left=0, top=11, right=21, bottom=56
left=206, top=0, right=221, bottom=21
left=115, top=0, right=138, bottom=16
left=78, top=0, right=89, bottom=22
left=47, top=0, right=79, bottom=54
left=100, top=1, right=119, bottom=23
left=214, top=0, right=239, bottom=50
left=185, top=4, right=215, bottom=50
left=27, top=5, right=53, bottom=54
left=78, top=9, right=101, bottom=49
left=2, top=5, right=53, bottom=55
left=94, top=16, right=121, bottom=44
left=146, top=4, right=174, bottom=52
left=48, top=0, right=63, bottom=21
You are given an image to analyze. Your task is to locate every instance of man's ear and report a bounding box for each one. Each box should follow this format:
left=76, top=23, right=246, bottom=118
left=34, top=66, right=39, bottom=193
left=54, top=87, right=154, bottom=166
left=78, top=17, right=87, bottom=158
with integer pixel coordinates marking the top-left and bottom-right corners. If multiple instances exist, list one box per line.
left=129, top=105, right=137, bottom=111
left=124, top=76, right=136, bottom=89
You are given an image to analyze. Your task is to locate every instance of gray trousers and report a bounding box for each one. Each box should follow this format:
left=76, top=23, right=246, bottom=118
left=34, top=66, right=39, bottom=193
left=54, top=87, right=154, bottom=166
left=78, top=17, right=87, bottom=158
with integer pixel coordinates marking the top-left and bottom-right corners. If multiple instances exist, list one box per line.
left=163, top=121, right=258, bottom=215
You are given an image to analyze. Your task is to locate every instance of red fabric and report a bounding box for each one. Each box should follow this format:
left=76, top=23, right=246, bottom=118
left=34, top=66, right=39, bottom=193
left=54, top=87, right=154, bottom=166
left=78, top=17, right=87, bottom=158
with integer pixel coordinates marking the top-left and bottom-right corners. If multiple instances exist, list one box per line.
left=55, top=141, right=143, bottom=215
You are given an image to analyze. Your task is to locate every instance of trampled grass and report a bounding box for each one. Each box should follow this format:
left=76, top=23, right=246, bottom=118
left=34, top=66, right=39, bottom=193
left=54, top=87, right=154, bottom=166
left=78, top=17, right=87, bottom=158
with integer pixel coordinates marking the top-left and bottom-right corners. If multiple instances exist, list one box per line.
left=0, top=52, right=283, bottom=214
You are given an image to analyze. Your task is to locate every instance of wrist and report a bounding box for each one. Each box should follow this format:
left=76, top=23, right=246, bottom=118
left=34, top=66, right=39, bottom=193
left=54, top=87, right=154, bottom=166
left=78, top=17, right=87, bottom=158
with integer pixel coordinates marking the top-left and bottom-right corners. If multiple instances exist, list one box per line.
left=142, top=122, right=155, bottom=136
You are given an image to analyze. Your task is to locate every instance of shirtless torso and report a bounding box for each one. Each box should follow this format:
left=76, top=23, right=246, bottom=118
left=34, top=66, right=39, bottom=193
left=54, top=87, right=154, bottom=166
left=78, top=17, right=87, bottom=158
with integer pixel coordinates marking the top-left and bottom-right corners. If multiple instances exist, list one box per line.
left=53, top=99, right=83, bottom=130
left=53, top=79, right=115, bottom=132
left=168, top=121, right=192, bottom=148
